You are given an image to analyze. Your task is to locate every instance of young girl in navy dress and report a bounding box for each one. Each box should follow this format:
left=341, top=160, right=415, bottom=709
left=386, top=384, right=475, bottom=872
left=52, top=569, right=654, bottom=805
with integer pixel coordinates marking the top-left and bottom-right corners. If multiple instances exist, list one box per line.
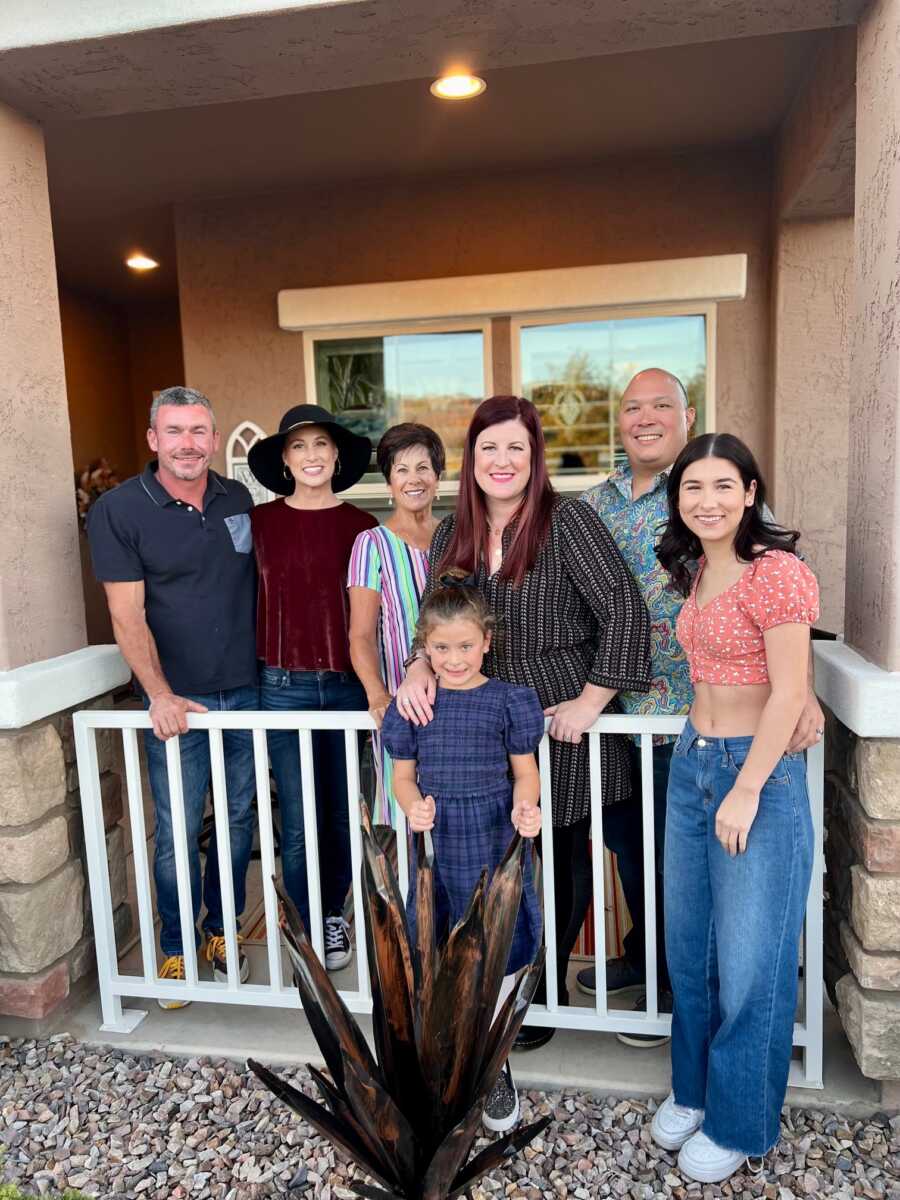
left=382, top=571, right=544, bottom=1135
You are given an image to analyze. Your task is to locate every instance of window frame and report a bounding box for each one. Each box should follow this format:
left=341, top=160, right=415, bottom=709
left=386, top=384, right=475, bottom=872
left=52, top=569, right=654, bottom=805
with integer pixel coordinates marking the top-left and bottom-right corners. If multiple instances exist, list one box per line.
left=302, top=316, right=494, bottom=502
left=510, top=299, right=717, bottom=494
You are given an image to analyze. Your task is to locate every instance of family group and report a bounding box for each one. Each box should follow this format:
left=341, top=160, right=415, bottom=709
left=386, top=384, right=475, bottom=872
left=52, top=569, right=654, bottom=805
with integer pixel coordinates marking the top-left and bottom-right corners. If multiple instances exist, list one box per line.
left=87, top=370, right=823, bottom=1184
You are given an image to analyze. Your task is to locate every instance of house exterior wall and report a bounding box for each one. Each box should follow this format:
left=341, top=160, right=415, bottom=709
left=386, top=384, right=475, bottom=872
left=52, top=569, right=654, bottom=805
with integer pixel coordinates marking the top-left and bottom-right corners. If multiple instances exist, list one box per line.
left=176, top=144, right=774, bottom=474
left=126, top=299, right=186, bottom=470
left=771, top=216, right=853, bottom=634
left=0, top=101, right=86, bottom=671
left=844, top=0, right=900, bottom=671
left=59, top=289, right=137, bottom=480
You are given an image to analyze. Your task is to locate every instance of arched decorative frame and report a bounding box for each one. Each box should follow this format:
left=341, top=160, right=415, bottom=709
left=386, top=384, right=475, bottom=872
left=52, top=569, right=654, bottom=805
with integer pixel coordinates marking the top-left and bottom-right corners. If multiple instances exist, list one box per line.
left=226, top=420, right=273, bottom=506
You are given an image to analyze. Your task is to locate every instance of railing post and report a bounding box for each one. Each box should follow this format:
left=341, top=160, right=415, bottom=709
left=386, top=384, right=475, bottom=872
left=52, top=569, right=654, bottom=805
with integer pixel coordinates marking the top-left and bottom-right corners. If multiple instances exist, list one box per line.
left=344, top=729, right=370, bottom=1000
left=588, top=731, right=609, bottom=1018
left=537, top=735, right=558, bottom=1014
left=253, top=728, right=284, bottom=992
left=801, top=734, right=826, bottom=1089
left=639, top=733, right=659, bottom=1019
left=209, top=727, right=240, bottom=989
left=299, top=728, right=325, bottom=962
left=73, top=714, right=146, bottom=1033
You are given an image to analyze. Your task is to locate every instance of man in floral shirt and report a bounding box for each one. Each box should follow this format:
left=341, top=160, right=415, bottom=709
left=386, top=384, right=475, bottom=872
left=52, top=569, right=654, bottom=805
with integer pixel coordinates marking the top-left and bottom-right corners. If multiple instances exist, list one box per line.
left=579, top=368, right=825, bottom=1046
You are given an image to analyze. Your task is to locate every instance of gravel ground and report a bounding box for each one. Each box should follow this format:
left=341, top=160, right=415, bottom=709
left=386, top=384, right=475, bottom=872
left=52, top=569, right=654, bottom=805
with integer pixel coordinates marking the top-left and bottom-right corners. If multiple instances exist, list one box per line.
left=2, top=1035, right=899, bottom=1200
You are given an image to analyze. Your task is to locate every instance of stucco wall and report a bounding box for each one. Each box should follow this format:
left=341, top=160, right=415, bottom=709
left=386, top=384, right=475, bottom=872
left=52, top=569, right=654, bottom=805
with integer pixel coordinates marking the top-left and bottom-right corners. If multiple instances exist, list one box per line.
left=771, top=217, right=853, bottom=634
left=176, top=145, right=774, bottom=477
left=126, top=298, right=185, bottom=468
left=59, top=288, right=137, bottom=479
left=0, top=101, right=86, bottom=670
left=844, top=0, right=900, bottom=671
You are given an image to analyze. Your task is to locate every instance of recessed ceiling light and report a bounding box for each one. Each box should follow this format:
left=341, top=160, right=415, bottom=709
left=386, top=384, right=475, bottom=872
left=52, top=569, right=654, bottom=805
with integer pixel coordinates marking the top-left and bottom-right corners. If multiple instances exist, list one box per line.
left=126, top=253, right=159, bottom=272
left=430, top=74, right=486, bottom=101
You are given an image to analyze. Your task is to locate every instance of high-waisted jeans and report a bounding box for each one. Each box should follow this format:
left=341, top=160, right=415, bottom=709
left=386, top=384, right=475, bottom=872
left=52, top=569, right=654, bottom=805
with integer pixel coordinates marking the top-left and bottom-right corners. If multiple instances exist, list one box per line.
left=664, top=719, right=813, bottom=1156
left=260, top=666, right=365, bottom=935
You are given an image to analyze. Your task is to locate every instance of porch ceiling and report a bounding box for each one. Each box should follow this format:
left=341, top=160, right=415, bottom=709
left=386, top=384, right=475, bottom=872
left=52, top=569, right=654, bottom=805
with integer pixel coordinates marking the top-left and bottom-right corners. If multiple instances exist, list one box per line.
left=44, top=30, right=830, bottom=303
left=0, top=0, right=864, bottom=122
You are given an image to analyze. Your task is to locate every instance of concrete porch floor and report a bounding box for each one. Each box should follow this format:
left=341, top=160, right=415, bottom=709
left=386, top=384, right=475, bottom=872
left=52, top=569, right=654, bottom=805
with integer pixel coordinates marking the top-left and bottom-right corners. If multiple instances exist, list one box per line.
left=48, top=943, right=881, bottom=1119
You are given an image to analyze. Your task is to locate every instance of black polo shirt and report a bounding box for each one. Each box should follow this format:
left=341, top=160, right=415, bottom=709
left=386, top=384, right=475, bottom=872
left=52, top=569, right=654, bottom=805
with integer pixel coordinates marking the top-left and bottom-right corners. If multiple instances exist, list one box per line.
left=87, top=462, right=257, bottom=696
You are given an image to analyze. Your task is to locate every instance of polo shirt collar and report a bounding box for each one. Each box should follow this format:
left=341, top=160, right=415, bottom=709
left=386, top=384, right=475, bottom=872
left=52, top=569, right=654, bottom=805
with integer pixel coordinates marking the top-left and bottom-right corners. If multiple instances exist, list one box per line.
left=609, top=461, right=670, bottom=503
left=139, top=461, right=227, bottom=508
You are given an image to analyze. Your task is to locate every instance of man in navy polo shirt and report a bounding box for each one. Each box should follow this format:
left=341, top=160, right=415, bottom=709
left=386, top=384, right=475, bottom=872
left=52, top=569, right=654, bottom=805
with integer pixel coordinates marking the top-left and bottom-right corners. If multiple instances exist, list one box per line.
left=88, top=386, right=258, bottom=1006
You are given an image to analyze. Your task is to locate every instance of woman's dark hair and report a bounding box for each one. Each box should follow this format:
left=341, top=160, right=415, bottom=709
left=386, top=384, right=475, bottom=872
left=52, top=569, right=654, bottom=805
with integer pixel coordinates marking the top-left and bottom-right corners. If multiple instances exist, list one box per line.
left=415, top=569, right=495, bottom=642
left=376, top=423, right=445, bottom=481
left=438, top=395, right=556, bottom=586
left=656, top=432, right=800, bottom=596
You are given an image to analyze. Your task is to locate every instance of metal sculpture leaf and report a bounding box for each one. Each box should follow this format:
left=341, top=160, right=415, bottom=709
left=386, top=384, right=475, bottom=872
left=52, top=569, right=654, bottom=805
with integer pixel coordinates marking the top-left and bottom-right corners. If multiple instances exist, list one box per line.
left=248, top=805, right=551, bottom=1198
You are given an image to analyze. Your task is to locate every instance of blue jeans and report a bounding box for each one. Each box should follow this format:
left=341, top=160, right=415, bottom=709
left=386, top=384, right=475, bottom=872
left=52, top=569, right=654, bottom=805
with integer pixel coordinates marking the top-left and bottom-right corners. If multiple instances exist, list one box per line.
left=665, top=720, right=813, bottom=1156
left=603, top=741, right=673, bottom=990
left=143, top=682, right=259, bottom=957
left=260, top=667, right=365, bottom=934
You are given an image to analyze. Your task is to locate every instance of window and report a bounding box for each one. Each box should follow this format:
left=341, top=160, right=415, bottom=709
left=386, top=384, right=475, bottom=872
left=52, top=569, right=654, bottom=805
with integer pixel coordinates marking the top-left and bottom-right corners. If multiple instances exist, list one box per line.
left=514, top=308, right=711, bottom=480
left=306, top=322, right=491, bottom=482
left=289, top=259, right=735, bottom=496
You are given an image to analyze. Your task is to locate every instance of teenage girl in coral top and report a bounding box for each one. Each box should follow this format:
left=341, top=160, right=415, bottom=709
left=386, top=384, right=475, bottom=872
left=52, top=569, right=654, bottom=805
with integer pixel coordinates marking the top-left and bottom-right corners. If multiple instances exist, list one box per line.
left=652, top=433, right=819, bottom=1183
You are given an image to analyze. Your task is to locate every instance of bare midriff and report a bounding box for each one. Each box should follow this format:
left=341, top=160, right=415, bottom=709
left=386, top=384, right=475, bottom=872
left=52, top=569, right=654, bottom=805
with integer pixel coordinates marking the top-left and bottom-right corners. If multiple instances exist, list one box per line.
left=689, top=680, right=771, bottom=738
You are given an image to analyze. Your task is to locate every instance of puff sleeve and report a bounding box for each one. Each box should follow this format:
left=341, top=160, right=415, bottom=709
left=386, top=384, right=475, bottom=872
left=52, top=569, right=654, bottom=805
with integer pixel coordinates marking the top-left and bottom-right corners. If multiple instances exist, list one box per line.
left=381, top=698, right=419, bottom=761
left=503, top=685, right=545, bottom=755
left=741, top=551, right=820, bottom=632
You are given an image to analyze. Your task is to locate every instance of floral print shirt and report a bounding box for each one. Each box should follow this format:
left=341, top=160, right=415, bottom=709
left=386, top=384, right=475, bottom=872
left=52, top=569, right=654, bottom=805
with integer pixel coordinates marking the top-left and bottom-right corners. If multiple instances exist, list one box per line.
left=582, top=464, right=691, bottom=722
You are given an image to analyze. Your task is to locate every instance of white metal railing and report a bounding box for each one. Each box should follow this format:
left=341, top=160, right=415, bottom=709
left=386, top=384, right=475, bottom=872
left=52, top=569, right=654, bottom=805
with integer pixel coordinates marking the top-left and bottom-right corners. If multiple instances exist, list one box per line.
left=73, top=710, right=825, bottom=1088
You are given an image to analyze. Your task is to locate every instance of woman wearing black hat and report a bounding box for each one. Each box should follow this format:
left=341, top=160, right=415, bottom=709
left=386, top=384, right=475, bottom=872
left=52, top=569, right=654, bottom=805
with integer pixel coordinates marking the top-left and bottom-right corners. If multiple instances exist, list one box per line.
left=249, top=405, right=376, bottom=971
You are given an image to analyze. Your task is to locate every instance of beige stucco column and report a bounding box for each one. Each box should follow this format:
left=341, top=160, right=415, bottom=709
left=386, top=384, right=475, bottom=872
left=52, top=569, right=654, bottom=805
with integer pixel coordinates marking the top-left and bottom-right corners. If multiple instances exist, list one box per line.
left=0, top=100, right=86, bottom=670
left=816, top=0, right=900, bottom=1103
left=0, top=102, right=134, bottom=1028
left=844, top=0, right=900, bottom=670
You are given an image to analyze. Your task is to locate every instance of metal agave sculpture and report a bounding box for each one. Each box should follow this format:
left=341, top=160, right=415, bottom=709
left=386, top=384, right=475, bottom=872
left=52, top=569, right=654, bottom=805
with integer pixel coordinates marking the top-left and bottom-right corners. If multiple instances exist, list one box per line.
left=248, top=805, right=550, bottom=1199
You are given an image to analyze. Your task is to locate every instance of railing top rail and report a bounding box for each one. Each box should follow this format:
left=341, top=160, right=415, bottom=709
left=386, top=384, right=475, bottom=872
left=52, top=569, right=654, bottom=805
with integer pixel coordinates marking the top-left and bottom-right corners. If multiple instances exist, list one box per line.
left=72, top=709, right=688, bottom=734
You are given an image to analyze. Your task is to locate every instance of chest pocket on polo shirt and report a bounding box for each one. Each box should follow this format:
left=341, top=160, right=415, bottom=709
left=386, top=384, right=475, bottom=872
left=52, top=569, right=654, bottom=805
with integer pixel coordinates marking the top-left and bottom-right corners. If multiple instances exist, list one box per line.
left=224, top=513, right=253, bottom=553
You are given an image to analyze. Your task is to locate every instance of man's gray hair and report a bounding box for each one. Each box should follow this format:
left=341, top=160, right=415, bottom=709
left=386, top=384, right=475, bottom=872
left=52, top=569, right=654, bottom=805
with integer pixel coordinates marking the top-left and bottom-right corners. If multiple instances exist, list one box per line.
left=149, top=386, right=216, bottom=430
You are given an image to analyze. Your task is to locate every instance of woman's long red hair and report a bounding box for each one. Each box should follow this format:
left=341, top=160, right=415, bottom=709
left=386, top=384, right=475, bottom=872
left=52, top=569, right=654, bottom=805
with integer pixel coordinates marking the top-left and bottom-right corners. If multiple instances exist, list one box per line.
left=438, top=395, right=556, bottom=586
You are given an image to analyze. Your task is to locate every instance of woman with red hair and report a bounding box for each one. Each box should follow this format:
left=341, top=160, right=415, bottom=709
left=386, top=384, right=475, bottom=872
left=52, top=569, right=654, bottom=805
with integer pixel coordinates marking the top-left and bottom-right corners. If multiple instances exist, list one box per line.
left=395, top=396, right=651, bottom=1071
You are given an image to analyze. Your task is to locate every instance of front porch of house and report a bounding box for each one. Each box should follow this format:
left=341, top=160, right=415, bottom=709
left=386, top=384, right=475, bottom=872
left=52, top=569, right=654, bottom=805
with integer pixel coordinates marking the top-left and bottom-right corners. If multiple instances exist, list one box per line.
left=1, top=0, right=900, bottom=1121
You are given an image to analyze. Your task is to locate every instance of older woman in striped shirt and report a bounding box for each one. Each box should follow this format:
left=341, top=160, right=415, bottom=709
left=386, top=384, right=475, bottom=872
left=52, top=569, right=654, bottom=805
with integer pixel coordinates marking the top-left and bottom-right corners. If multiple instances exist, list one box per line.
left=348, top=423, right=446, bottom=825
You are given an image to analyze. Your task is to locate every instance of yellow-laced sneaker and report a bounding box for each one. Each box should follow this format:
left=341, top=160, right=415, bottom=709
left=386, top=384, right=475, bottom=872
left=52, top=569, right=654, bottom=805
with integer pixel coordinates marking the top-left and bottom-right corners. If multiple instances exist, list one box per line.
left=205, top=933, right=250, bottom=984
left=157, top=955, right=190, bottom=1010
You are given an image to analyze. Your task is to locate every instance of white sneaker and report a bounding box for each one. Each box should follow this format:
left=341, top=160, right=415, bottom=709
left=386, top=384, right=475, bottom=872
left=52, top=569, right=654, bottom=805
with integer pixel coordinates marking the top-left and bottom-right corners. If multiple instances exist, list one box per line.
left=483, top=1062, right=520, bottom=1133
left=650, top=1092, right=704, bottom=1150
left=324, top=915, right=352, bottom=971
left=678, top=1130, right=747, bottom=1182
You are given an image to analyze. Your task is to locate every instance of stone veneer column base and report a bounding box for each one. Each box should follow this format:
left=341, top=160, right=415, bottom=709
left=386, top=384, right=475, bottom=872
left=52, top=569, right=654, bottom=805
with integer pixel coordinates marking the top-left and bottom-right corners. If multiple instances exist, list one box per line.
left=817, top=642, right=900, bottom=1105
left=0, top=645, right=131, bottom=1026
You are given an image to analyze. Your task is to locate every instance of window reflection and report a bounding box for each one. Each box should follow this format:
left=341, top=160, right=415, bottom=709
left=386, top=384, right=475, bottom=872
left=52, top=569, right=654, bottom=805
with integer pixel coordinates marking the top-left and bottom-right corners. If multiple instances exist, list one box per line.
left=313, top=330, right=485, bottom=478
left=520, top=315, right=707, bottom=475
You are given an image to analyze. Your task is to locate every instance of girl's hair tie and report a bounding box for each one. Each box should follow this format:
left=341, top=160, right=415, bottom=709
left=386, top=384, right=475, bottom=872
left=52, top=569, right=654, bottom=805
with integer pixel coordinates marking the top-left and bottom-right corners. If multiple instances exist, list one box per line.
left=438, top=571, right=478, bottom=591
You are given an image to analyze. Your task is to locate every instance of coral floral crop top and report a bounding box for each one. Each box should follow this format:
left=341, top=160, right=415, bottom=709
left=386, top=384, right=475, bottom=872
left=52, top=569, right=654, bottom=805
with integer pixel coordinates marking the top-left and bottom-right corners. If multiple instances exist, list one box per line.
left=676, top=550, right=819, bottom=686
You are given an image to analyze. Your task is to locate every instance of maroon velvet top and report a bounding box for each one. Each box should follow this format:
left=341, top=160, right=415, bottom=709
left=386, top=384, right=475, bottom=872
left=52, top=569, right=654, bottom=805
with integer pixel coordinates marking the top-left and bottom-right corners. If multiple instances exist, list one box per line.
left=250, top=499, right=377, bottom=672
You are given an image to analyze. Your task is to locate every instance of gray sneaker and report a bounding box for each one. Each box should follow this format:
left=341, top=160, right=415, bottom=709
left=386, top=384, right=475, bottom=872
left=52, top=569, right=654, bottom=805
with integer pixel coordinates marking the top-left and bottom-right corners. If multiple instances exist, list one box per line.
left=324, top=915, right=352, bottom=971
left=576, top=956, right=645, bottom=997
left=616, top=989, right=673, bottom=1048
left=483, top=1062, right=520, bottom=1133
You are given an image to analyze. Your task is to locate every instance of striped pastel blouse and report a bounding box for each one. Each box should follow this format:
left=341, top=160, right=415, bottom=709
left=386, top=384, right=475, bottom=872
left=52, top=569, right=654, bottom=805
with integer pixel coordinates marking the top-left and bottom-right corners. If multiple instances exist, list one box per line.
left=347, top=525, right=430, bottom=823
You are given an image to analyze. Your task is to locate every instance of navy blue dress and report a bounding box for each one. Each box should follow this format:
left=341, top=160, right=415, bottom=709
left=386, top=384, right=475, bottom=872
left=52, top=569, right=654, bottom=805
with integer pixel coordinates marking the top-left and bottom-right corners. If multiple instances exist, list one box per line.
left=382, top=677, right=545, bottom=973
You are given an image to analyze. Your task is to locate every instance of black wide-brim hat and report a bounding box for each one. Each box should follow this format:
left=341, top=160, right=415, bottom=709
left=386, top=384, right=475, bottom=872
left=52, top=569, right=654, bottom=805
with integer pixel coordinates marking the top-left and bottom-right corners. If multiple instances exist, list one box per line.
left=248, top=404, right=372, bottom=495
